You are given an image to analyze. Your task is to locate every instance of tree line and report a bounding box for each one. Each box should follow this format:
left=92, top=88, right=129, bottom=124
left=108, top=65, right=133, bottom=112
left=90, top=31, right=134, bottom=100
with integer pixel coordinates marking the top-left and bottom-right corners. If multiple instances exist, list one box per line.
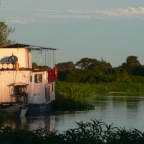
left=55, top=56, right=144, bottom=83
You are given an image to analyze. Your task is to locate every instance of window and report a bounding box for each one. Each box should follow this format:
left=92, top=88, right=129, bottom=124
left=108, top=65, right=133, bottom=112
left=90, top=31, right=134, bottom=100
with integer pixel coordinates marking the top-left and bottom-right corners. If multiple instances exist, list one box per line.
left=35, top=74, right=42, bottom=83
left=30, top=76, right=32, bottom=82
left=52, top=83, right=55, bottom=91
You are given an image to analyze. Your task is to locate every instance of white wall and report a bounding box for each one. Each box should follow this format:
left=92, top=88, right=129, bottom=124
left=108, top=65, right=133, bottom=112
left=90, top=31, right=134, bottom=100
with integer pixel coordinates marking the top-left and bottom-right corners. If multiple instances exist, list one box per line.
left=0, top=48, right=32, bottom=68
left=28, top=71, right=55, bottom=104
left=28, top=71, right=48, bottom=104
left=0, top=71, right=31, bottom=103
left=0, top=70, right=56, bottom=104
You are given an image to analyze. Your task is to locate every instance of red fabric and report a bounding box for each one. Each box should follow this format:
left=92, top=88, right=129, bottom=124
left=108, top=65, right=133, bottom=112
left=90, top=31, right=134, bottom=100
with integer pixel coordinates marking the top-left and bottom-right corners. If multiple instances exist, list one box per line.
left=47, top=68, right=58, bottom=82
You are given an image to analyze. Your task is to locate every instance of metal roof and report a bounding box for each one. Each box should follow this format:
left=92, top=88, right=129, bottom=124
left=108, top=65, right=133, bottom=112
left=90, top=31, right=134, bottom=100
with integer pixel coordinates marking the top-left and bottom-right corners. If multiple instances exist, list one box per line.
left=0, top=43, right=57, bottom=50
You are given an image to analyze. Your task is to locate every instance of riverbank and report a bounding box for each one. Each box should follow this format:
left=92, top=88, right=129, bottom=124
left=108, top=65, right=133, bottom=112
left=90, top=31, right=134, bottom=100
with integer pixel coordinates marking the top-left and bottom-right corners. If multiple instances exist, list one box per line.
left=54, top=81, right=96, bottom=111
left=56, top=81, right=144, bottom=95
left=54, top=81, right=144, bottom=111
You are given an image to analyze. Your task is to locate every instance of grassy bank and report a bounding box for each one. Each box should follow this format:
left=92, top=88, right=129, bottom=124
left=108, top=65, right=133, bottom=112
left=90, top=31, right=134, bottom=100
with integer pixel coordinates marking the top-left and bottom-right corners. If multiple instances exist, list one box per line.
left=56, top=81, right=144, bottom=96
left=54, top=82, right=95, bottom=111
left=0, top=119, right=144, bottom=144
left=54, top=81, right=144, bottom=111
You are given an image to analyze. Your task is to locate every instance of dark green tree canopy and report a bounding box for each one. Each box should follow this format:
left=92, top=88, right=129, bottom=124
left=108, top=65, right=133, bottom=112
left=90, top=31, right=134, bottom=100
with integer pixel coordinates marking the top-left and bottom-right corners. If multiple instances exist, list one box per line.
left=56, top=61, right=75, bottom=71
left=0, top=22, right=14, bottom=46
left=76, top=57, right=99, bottom=69
left=122, top=56, right=140, bottom=68
left=56, top=56, right=144, bottom=83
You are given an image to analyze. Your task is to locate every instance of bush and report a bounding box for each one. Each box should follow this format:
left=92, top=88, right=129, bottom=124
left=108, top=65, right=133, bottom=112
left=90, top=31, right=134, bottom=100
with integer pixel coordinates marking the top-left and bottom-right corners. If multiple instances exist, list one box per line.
left=0, top=109, right=9, bottom=126
left=1, top=119, right=144, bottom=144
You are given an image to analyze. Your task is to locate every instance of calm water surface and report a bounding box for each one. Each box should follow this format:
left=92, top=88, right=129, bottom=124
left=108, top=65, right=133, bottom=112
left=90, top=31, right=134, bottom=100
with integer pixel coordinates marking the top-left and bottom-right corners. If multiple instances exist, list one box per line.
left=9, top=93, right=144, bottom=132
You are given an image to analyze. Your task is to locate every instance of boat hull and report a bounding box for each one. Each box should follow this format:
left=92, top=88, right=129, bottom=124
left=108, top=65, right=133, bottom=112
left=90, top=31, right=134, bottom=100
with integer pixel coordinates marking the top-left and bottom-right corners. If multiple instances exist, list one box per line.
left=5, top=104, right=28, bottom=118
left=28, top=102, right=53, bottom=115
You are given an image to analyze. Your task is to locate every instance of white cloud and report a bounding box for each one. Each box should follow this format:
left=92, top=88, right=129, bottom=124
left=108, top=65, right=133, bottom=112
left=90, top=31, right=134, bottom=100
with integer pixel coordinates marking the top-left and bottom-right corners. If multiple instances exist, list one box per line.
left=6, top=17, right=34, bottom=24
left=32, top=7, right=144, bottom=20
left=102, top=7, right=144, bottom=17
left=1, top=7, right=144, bottom=24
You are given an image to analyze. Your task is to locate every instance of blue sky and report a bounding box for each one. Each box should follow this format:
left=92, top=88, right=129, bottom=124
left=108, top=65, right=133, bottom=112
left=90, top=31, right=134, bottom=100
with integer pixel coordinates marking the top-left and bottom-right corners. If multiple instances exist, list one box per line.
left=0, top=0, right=144, bottom=67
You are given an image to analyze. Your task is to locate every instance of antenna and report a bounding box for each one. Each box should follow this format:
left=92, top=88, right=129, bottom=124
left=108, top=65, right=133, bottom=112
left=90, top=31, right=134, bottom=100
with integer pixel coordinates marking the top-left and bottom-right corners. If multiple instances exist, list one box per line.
left=53, top=50, right=55, bottom=67
left=45, top=51, right=46, bottom=69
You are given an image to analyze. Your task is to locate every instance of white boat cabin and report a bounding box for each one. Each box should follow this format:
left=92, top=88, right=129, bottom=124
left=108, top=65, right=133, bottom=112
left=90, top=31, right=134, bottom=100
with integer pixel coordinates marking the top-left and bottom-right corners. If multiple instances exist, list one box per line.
left=0, top=43, right=57, bottom=113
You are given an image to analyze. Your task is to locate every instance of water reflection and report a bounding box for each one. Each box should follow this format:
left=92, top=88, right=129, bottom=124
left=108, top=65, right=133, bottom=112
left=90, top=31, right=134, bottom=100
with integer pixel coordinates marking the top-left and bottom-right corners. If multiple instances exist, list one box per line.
left=4, top=93, right=144, bottom=132
left=93, top=93, right=143, bottom=111
left=5, top=115, right=55, bottom=132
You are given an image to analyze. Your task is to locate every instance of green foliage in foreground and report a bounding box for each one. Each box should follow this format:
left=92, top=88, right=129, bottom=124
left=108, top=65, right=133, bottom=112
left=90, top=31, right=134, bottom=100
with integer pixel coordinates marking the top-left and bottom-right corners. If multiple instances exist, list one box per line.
left=0, top=109, right=9, bottom=126
left=1, top=119, right=144, bottom=144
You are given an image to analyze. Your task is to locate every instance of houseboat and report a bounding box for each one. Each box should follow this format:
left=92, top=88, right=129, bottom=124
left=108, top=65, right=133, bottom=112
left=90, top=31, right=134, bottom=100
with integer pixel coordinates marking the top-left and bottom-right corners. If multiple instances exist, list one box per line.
left=0, top=43, right=57, bottom=115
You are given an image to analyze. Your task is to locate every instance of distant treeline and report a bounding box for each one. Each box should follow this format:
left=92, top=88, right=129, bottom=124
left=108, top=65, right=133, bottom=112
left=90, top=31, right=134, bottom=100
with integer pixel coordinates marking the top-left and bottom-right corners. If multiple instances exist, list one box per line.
left=55, top=56, right=144, bottom=83
left=33, top=55, right=144, bottom=83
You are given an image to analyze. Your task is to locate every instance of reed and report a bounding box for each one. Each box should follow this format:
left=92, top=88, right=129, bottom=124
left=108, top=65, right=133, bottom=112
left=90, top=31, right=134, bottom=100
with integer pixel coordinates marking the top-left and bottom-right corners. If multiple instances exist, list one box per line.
left=54, top=82, right=95, bottom=111
left=54, top=81, right=144, bottom=111
left=56, top=81, right=144, bottom=95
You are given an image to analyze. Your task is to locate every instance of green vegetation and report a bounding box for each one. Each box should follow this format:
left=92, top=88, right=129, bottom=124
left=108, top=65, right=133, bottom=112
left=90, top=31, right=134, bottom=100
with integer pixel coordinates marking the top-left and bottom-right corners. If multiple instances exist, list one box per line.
left=56, top=56, right=144, bottom=84
left=0, top=109, right=9, bottom=126
left=1, top=119, right=144, bottom=144
left=54, top=81, right=144, bottom=111
left=0, top=22, right=14, bottom=46
left=54, top=82, right=95, bottom=111
left=53, top=56, right=144, bottom=111
left=32, top=62, right=50, bottom=70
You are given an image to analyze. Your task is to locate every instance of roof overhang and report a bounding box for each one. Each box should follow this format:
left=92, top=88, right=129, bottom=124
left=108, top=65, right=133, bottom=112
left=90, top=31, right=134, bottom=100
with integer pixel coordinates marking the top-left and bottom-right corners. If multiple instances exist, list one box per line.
left=0, top=43, right=57, bottom=50
left=14, top=82, right=29, bottom=86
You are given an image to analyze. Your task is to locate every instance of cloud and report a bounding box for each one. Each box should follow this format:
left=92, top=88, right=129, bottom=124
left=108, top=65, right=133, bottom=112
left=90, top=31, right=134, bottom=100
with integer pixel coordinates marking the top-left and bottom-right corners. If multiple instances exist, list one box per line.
left=33, top=7, right=144, bottom=19
left=1, top=7, right=144, bottom=24
left=7, top=19, right=28, bottom=24
left=102, top=7, right=144, bottom=17
left=6, top=17, right=34, bottom=24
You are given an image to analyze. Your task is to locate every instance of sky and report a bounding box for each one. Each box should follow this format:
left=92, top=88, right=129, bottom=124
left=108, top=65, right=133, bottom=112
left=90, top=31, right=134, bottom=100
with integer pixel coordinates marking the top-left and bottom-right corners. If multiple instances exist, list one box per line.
left=0, top=0, right=144, bottom=67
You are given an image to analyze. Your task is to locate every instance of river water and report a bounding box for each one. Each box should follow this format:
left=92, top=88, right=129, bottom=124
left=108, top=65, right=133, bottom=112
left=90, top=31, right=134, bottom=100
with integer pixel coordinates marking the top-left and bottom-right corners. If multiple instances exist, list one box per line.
left=7, top=93, right=144, bottom=132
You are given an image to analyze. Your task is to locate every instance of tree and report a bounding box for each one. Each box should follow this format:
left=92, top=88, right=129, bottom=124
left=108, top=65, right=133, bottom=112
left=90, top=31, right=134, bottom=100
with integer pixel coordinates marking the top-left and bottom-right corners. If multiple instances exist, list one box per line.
left=76, top=58, right=99, bottom=69
left=56, top=61, right=75, bottom=71
left=32, top=62, right=38, bottom=69
left=122, top=56, right=140, bottom=68
left=132, top=65, right=144, bottom=76
left=122, top=56, right=141, bottom=74
left=0, top=22, right=14, bottom=46
left=39, top=65, right=50, bottom=70
left=112, top=67, right=129, bottom=82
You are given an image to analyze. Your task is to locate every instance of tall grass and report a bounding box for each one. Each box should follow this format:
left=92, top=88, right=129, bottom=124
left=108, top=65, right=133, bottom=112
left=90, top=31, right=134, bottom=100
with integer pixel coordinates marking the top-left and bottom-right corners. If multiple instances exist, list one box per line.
left=56, top=81, right=144, bottom=94
left=54, top=81, right=144, bottom=111
left=54, top=82, right=95, bottom=111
